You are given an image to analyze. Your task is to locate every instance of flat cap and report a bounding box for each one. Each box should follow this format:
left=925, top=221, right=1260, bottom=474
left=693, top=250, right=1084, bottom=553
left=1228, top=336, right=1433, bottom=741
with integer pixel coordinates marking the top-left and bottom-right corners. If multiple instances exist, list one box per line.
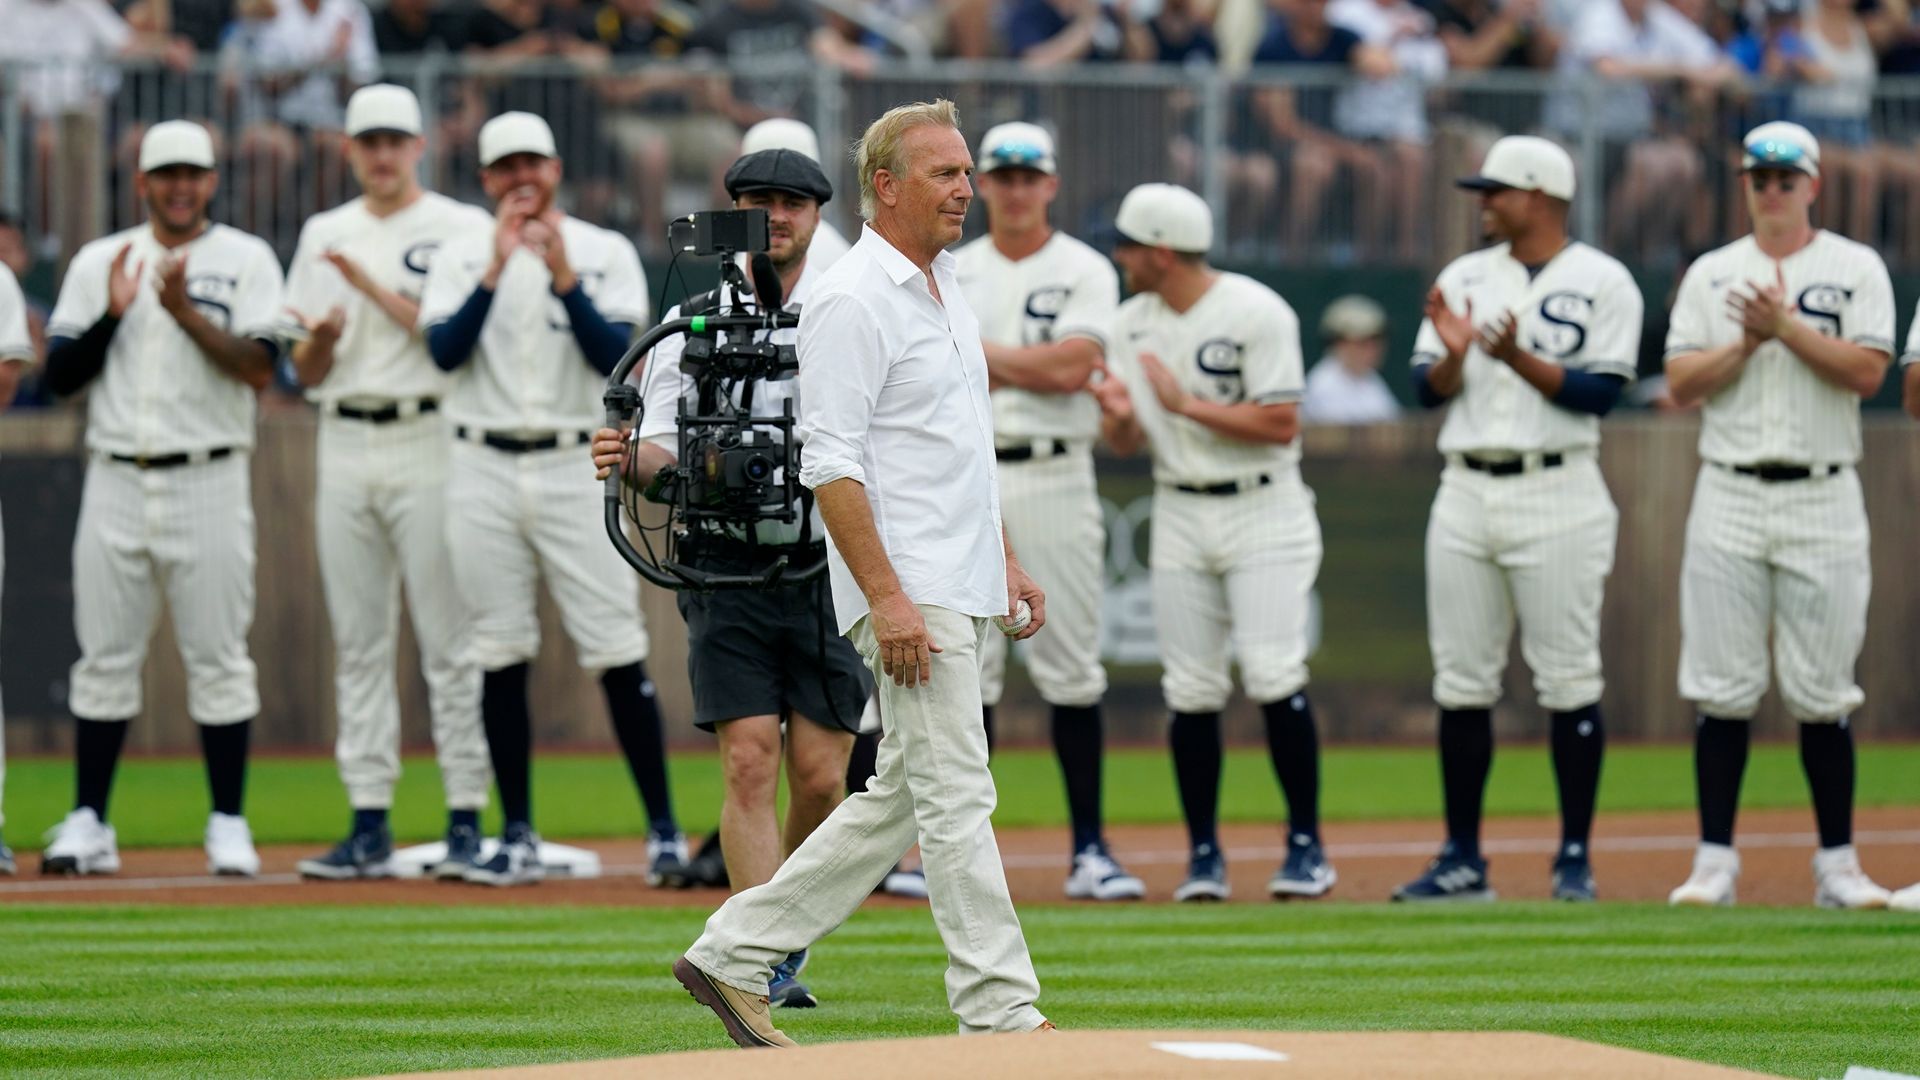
left=724, top=149, right=833, bottom=205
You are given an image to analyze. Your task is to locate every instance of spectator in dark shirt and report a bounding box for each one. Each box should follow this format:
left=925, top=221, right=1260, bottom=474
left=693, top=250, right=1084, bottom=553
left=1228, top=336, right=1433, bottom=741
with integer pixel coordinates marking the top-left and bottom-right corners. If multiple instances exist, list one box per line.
left=1125, top=0, right=1217, bottom=64
left=1432, top=0, right=1559, bottom=70
left=1005, top=0, right=1131, bottom=66
left=374, top=0, right=467, bottom=57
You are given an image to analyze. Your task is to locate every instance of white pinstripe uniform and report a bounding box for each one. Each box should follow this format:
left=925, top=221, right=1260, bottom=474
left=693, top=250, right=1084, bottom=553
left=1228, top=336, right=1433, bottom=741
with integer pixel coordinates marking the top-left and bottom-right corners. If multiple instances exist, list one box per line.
left=48, top=224, right=285, bottom=726
left=1665, top=231, right=1894, bottom=722
left=417, top=216, right=652, bottom=672
left=1413, top=242, right=1640, bottom=712
left=955, top=231, right=1117, bottom=710
left=1108, top=273, right=1319, bottom=713
left=0, top=264, right=33, bottom=835
left=284, top=192, right=495, bottom=811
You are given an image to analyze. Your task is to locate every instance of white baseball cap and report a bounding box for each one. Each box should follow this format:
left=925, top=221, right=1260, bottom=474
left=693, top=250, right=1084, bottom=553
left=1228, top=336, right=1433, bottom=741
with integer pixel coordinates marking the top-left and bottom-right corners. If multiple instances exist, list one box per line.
left=1742, top=120, right=1820, bottom=178
left=346, top=84, right=423, bottom=138
left=741, top=118, right=823, bottom=163
left=978, top=122, right=1056, bottom=175
left=1321, top=295, right=1387, bottom=341
left=479, top=112, right=557, bottom=167
left=1456, top=135, right=1576, bottom=201
left=1114, top=182, right=1212, bottom=253
left=139, top=120, right=215, bottom=173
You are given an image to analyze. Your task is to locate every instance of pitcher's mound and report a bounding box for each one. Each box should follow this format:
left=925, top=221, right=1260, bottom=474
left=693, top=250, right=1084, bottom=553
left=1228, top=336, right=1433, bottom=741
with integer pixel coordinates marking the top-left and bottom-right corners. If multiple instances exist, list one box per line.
left=376, top=1030, right=1782, bottom=1079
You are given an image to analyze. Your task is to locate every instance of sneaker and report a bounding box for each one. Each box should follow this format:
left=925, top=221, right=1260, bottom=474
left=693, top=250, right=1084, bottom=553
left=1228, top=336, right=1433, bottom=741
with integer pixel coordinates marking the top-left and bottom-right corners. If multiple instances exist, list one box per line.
left=1550, top=843, right=1597, bottom=902
left=1173, top=843, right=1229, bottom=902
left=1064, top=842, right=1146, bottom=901
left=646, top=831, right=690, bottom=888
left=1392, top=842, right=1494, bottom=902
left=671, top=955, right=797, bottom=1049
left=435, top=822, right=483, bottom=880
left=1890, top=883, right=1920, bottom=912
left=767, top=949, right=817, bottom=1009
left=297, top=822, right=394, bottom=881
left=1268, top=833, right=1336, bottom=899
left=1812, top=845, right=1891, bottom=910
left=206, top=813, right=261, bottom=877
left=0, top=837, right=14, bottom=875
left=464, top=824, right=544, bottom=886
left=41, top=808, right=120, bottom=876
left=680, top=833, right=730, bottom=889
left=882, top=864, right=928, bottom=899
left=1669, top=842, right=1739, bottom=907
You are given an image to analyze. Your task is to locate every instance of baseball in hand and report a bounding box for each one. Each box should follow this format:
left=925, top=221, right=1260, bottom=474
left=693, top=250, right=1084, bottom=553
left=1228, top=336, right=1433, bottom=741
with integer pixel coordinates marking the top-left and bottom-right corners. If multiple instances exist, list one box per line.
left=996, top=600, right=1032, bottom=637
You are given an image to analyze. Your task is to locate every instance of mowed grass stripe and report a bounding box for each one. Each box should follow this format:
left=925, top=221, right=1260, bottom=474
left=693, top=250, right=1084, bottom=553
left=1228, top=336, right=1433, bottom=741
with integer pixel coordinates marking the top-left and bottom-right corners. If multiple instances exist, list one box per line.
left=1, top=905, right=1917, bottom=1079
left=4, top=743, right=1917, bottom=850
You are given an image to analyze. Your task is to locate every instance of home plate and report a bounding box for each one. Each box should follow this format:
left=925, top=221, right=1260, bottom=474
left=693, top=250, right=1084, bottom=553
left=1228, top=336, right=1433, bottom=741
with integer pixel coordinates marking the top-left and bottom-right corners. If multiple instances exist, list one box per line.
left=370, top=1030, right=1786, bottom=1079
left=388, top=841, right=601, bottom=879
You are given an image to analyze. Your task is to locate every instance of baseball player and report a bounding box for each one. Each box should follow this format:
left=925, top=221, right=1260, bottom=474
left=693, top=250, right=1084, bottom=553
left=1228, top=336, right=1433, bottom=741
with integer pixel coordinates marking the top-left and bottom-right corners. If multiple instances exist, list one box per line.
left=1899, top=308, right=1920, bottom=914
left=1664, top=121, right=1894, bottom=910
left=740, top=119, right=851, bottom=271
left=38, top=121, right=284, bottom=878
left=419, top=110, right=684, bottom=887
left=1091, top=182, right=1333, bottom=903
left=280, top=85, right=496, bottom=881
left=0, top=257, right=33, bottom=875
left=954, top=121, right=1141, bottom=901
left=1391, top=136, right=1639, bottom=904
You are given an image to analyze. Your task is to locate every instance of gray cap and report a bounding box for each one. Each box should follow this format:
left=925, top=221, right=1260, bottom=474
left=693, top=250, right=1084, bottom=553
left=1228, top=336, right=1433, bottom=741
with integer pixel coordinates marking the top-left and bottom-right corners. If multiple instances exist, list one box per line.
left=724, top=149, right=833, bottom=204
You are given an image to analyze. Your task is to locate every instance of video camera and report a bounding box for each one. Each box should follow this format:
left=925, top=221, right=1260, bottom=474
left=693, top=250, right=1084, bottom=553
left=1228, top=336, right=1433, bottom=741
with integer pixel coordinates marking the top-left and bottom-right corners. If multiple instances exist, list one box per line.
left=602, top=207, right=827, bottom=592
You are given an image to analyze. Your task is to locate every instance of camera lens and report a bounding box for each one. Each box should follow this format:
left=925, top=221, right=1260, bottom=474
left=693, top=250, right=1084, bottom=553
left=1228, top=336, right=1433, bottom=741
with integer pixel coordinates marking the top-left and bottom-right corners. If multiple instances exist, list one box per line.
left=744, top=455, right=773, bottom=482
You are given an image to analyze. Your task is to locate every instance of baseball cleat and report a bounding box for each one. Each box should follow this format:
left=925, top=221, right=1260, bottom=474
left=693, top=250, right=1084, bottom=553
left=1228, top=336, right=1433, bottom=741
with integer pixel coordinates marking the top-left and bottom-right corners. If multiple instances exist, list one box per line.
left=1812, top=845, right=1890, bottom=910
left=882, top=864, right=928, bottom=899
left=436, top=822, right=483, bottom=880
left=767, top=949, right=817, bottom=1009
left=672, top=955, right=797, bottom=1048
left=1669, top=842, right=1739, bottom=907
left=1174, top=843, right=1230, bottom=902
left=40, top=808, right=120, bottom=876
left=298, top=822, right=395, bottom=880
left=1890, top=883, right=1920, bottom=912
left=1550, top=843, right=1597, bottom=902
left=646, top=830, right=691, bottom=888
left=205, top=813, right=262, bottom=877
left=1392, top=842, right=1495, bottom=902
left=1065, top=842, right=1146, bottom=901
left=0, top=837, right=14, bottom=876
left=1268, top=833, right=1336, bottom=899
left=464, top=824, right=545, bottom=886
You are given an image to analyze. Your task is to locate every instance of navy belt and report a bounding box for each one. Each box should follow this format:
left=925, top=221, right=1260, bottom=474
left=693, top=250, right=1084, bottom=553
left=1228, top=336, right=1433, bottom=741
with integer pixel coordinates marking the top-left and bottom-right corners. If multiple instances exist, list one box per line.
left=337, top=398, right=438, bottom=424
left=108, top=447, right=235, bottom=470
left=1463, top=452, right=1563, bottom=477
left=1174, top=473, right=1271, bottom=496
left=456, top=426, right=591, bottom=454
left=996, top=439, right=1069, bottom=463
left=1727, top=462, right=1841, bottom=483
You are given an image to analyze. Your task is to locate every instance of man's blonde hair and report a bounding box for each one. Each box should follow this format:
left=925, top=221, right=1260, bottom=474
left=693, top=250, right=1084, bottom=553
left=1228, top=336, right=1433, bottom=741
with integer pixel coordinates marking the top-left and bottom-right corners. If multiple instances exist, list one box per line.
left=853, top=99, right=962, bottom=220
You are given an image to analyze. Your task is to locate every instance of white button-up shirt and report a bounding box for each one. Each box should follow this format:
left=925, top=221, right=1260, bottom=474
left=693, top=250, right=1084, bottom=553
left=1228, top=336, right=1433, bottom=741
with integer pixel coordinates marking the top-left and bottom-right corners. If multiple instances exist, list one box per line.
left=796, top=225, right=1005, bottom=635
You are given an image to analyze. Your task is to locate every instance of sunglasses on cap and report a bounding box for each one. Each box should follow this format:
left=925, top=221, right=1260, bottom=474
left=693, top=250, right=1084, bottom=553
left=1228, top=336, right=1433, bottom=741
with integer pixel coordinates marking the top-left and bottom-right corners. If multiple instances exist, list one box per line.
left=986, top=143, right=1050, bottom=169
left=1743, top=138, right=1808, bottom=170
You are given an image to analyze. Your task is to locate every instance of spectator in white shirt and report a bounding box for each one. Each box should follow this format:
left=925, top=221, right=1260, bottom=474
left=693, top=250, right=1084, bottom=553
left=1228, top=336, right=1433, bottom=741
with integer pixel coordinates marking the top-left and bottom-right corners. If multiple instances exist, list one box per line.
left=1302, top=294, right=1401, bottom=424
left=674, top=99, right=1052, bottom=1049
left=1329, top=0, right=1447, bottom=262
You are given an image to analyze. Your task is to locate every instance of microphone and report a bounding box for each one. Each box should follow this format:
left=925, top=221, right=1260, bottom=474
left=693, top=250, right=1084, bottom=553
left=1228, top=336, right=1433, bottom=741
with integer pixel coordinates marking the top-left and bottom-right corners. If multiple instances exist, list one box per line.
left=749, top=252, right=784, bottom=314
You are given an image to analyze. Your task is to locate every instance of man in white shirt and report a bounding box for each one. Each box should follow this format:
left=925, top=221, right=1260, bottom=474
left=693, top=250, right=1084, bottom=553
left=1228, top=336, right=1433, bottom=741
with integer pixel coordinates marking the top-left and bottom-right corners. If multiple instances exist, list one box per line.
left=280, top=85, right=495, bottom=882
left=419, top=110, right=685, bottom=888
left=1392, top=137, right=1639, bottom=905
left=954, top=121, right=1142, bottom=902
left=1301, top=294, right=1401, bottom=425
left=38, top=121, right=284, bottom=879
left=1090, top=183, right=1333, bottom=904
left=1664, top=121, right=1894, bottom=912
left=0, top=260, right=33, bottom=875
left=674, top=99, right=1052, bottom=1048
left=592, top=147, right=869, bottom=1010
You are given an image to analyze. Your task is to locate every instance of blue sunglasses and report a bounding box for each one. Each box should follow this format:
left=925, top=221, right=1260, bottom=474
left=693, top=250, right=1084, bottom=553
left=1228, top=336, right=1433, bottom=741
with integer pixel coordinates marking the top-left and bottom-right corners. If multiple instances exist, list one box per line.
left=1743, top=138, right=1807, bottom=169
left=987, top=142, right=1051, bottom=168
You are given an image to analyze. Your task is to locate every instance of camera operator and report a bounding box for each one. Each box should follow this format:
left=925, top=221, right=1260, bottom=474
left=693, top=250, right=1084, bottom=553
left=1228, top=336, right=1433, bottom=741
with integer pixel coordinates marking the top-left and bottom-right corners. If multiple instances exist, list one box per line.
left=591, top=148, right=868, bottom=1011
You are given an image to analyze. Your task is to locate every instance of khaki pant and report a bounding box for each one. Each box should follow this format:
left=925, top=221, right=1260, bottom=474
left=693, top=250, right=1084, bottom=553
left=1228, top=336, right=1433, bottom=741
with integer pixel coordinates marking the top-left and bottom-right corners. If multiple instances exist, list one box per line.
left=686, top=604, right=1046, bottom=1034
left=980, top=443, right=1107, bottom=708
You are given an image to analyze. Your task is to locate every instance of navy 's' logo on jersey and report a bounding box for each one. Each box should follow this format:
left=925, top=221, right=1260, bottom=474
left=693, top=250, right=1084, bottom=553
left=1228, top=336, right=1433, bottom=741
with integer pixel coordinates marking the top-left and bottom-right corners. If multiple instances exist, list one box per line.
left=1529, top=291, right=1591, bottom=360
left=187, top=272, right=239, bottom=330
left=402, top=241, right=441, bottom=275
left=1022, top=286, right=1070, bottom=346
left=1194, top=337, right=1245, bottom=403
left=1795, top=283, right=1851, bottom=338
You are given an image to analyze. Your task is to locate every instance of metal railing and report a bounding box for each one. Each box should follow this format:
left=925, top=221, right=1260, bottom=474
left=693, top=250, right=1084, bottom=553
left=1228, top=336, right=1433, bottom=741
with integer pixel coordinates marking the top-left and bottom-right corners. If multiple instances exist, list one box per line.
left=5, top=57, right=1920, bottom=272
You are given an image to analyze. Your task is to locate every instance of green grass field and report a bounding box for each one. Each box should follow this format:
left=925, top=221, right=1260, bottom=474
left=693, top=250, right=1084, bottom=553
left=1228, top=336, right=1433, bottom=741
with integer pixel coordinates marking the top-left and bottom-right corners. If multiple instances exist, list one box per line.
left=0, top=903, right=1915, bottom=1079
left=3, top=742, right=1917, bottom=851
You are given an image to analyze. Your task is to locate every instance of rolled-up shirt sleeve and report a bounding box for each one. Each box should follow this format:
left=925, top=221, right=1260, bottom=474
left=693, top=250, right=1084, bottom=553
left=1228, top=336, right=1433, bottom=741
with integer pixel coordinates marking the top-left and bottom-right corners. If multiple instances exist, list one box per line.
left=796, top=289, right=888, bottom=490
left=634, top=303, right=686, bottom=454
